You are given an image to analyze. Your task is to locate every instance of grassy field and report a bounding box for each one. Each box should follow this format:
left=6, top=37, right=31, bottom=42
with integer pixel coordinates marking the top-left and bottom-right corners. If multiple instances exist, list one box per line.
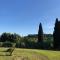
left=0, top=48, right=60, bottom=60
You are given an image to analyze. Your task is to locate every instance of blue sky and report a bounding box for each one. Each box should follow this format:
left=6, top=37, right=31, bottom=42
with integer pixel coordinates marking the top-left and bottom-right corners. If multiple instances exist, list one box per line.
left=0, top=0, right=60, bottom=36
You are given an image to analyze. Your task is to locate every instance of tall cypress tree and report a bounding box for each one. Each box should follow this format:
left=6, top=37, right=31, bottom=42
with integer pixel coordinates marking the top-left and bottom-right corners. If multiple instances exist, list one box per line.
left=53, top=18, right=58, bottom=49
left=53, top=18, right=60, bottom=50
left=38, top=23, right=43, bottom=43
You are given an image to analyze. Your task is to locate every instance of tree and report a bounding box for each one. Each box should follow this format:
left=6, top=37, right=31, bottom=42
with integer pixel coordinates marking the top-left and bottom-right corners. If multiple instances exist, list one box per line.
left=53, top=18, right=60, bottom=50
left=38, top=23, right=43, bottom=42
left=37, top=23, right=44, bottom=49
left=0, top=33, right=21, bottom=47
left=0, top=32, right=10, bottom=42
left=0, top=33, right=21, bottom=43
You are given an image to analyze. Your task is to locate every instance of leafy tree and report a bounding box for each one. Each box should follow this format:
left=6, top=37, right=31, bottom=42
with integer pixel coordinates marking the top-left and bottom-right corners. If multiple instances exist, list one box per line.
left=0, top=33, right=21, bottom=47
left=0, top=32, right=10, bottom=42
left=0, top=33, right=21, bottom=43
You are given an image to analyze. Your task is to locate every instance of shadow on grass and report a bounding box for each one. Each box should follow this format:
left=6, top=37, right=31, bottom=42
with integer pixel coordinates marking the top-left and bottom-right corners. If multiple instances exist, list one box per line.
left=0, top=54, right=12, bottom=56
left=0, top=52, right=12, bottom=56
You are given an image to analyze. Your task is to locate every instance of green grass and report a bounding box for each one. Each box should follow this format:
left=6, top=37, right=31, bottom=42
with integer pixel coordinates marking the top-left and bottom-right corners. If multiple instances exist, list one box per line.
left=0, top=47, right=60, bottom=60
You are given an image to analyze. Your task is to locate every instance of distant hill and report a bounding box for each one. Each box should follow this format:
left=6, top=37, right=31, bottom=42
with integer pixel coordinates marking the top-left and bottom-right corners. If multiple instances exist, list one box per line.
left=24, top=34, right=53, bottom=42
left=26, top=34, right=53, bottom=39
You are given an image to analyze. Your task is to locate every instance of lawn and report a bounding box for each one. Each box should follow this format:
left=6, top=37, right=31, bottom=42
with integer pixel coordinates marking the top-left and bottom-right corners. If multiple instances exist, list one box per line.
left=0, top=47, right=60, bottom=60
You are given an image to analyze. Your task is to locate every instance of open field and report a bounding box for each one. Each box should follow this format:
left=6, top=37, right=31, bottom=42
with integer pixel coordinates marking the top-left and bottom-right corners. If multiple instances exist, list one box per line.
left=0, top=48, right=60, bottom=60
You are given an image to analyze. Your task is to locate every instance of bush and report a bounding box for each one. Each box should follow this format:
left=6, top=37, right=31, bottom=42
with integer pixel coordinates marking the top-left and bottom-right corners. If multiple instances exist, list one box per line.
left=0, top=42, right=3, bottom=47
left=2, top=41, right=12, bottom=47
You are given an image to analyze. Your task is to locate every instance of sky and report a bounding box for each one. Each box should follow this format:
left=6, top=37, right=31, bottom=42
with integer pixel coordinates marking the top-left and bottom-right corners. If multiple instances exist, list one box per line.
left=0, top=0, right=60, bottom=36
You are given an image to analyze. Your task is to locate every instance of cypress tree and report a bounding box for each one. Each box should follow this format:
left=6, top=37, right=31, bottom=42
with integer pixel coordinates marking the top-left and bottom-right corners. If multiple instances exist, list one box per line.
left=38, top=23, right=43, bottom=42
left=53, top=18, right=60, bottom=50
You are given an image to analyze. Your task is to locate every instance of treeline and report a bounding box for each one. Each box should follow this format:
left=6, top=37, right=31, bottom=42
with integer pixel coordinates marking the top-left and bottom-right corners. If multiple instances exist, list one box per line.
left=0, top=33, right=21, bottom=47
left=0, top=32, right=53, bottom=49
left=0, top=18, right=60, bottom=50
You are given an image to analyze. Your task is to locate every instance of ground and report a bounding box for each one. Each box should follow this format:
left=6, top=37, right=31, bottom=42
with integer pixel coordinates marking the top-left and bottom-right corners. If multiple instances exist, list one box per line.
left=0, top=47, right=60, bottom=60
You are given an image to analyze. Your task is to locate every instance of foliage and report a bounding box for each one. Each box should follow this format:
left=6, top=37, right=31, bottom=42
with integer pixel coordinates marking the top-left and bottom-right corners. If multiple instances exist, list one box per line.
left=0, top=31, right=53, bottom=50
left=0, top=32, right=21, bottom=43
left=38, top=23, right=43, bottom=42
left=2, top=42, right=12, bottom=47
left=53, top=18, right=60, bottom=50
left=37, top=23, right=44, bottom=49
